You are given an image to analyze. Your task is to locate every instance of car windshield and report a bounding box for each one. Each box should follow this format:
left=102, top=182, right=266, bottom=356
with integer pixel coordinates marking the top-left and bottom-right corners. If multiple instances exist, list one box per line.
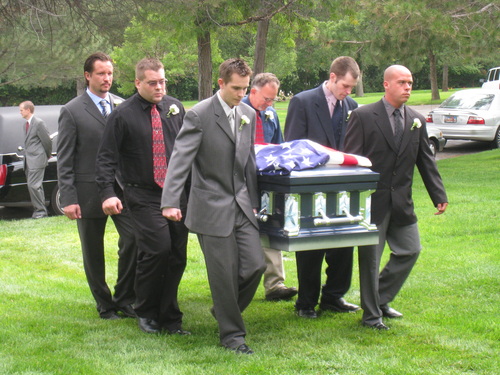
left=440, top=92, right=495, bottom=110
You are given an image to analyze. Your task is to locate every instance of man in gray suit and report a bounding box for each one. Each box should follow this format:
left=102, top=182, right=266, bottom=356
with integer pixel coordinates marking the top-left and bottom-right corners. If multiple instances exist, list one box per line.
left=19, top=101, right=52, bottom=219
left=162, top=58, right=266, bottom=354
left=57, top=52, right=137, bottom=320
left=344, top=65, right=448, bottom=330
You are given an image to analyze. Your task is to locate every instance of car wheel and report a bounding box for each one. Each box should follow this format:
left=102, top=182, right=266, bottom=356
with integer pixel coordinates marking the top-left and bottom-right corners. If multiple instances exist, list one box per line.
left=429, top=138, right=438, bottom=157
left=50, top=184, right=64, bottom=215
left=493, top=127, right=500, bottom=149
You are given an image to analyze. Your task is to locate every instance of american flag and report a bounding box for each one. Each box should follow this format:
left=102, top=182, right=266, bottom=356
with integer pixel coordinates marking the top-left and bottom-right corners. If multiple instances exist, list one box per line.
left=255, top=139, right=371, bottom=176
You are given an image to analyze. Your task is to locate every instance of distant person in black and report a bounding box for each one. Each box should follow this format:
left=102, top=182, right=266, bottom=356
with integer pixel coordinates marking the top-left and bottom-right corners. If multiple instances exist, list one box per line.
left=96, top=57, right=190, bottom=335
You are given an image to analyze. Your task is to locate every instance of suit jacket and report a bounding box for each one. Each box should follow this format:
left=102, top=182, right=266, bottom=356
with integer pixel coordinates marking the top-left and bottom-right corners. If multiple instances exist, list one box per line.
left=161, top=94, right=258, bottom=237
left=344, top=99, right=448, bottom=226
left=284, top=84, right=358, bottom=150
left=24, top=115, right=52, bottom=169
left=57, top=91, right=123, bottom=218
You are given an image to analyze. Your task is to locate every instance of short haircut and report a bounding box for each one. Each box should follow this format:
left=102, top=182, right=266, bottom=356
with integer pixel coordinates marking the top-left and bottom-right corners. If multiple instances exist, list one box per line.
left=135, top=58, right=164, bottom=81
left=252, top=73, right=280, bottom=89
left=83, top=52, right=112, bottom=86
left=329, top=56, right=360, bottom=80
left=219, top=58, right=252, bottom=83
left=20, top=100, right=34, bottom=113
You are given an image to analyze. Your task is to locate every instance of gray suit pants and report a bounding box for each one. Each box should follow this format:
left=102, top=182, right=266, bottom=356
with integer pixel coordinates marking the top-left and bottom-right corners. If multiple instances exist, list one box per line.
left=359, top=212, right=421, bottom=325
left=197, top=208, right=266, bottom=349
left=25, top=165, right=48, bottom=216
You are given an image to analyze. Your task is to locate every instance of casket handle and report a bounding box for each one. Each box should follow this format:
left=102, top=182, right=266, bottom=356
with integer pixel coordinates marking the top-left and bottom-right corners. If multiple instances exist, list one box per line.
left=314, top=208, right=363, bottom=226
left=256, top=208, right=268, bottom=223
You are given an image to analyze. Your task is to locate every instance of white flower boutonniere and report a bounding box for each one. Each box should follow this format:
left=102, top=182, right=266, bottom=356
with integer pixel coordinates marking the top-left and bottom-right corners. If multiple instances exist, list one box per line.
left=166, top=104, right=180, bottom=118
left=265, top=110, right=274, bottom=121
left=411, top=118, right=422, bottom=131
left=113, top=99, right=124, bottom=107
left=239, top=115, right=250, bottom=131
left=347, top=110, right=352, bottom=121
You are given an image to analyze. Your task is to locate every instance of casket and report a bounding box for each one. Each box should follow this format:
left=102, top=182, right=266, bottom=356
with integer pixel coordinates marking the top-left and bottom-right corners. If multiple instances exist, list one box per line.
left=257, top=165, right=379, bottom=252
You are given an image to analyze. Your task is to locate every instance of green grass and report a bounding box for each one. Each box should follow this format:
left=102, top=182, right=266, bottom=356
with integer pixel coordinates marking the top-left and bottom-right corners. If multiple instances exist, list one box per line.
left=1, top=150, right=499, bottom=374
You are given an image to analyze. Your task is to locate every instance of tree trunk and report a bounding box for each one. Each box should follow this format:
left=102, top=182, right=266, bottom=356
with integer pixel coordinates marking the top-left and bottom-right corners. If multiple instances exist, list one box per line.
left=253, top=19, right=270, bottom=76
left=442, top=64, right=449, bottom=92
left=355, top=70, right=364, bottom=97
left=428, top=50, right=440, bottom=101
left=197, top=30, right=213, bottom=101
left=76, top=77, right=86, bottom=96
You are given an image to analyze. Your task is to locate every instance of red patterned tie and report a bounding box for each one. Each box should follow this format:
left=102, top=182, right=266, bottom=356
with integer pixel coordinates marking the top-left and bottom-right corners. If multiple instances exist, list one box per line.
left=151, top=104, right=167, bottom=187
left=25, top=121, right=29, bottom=134
left=255, top=109, right=265, bottom=143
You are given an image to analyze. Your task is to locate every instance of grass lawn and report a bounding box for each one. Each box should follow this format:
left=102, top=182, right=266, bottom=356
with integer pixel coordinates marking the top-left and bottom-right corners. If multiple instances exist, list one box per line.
left=1, top=149, right=499, bottom=374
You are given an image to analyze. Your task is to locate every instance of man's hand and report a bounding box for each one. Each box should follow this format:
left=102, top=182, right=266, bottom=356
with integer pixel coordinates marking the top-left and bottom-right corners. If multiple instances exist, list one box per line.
left=63, top=204, right=81, bottom=220
left=162, top=207, right=182, bottom=222
left=102, top=197, right=123, bottom=215
left=435, top=202, right=448, bottom=215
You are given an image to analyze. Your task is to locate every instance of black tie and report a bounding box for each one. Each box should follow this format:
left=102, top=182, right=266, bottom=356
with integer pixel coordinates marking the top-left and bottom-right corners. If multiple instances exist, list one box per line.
left=393, top=108, right=404, bottom=149
left=331, top=100, right=342, bottom=149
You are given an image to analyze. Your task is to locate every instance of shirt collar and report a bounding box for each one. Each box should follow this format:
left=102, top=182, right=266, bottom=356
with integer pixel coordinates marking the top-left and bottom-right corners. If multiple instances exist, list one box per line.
left=217, top=91, right=234, bottom=118
left=323, top=81, right=341, bottom=107
left=86, top=88, right=110, bottom=107
left=382, top=96, right=405, bottom=116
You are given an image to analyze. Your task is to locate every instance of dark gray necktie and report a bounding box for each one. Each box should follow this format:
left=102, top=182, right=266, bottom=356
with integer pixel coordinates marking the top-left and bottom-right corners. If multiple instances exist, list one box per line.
left=393, top=108, right=404, bottom=148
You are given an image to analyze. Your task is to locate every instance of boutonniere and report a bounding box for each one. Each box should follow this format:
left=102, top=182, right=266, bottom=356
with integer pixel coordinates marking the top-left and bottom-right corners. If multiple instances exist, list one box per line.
left=113, top=99, right=124, bottom=107
left=411, top=118, right=422, bottom=131
left=347, top=110, right=352, bottom=121
left=265, top=110, right=274, bottom=121
left=166, top=104, right=180, bottom=118
left=239, top=115, right=250, bottom=130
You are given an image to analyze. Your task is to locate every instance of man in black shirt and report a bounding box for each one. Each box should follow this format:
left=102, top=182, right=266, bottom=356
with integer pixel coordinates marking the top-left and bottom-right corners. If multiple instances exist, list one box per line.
left=96, top=58, right=190, bottom=335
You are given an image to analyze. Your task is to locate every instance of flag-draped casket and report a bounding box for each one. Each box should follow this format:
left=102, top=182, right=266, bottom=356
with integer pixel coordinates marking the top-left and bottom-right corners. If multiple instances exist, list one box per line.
left=255, top=140, right=379, bottom=252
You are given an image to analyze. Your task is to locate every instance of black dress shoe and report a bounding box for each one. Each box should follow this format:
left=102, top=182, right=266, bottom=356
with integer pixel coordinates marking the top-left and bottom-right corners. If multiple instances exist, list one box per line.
left=167, top=329, right=192, bottom=336
left=118, top=304, right=136, bottom=318
left=265, top=286, right=298, bottom=301
left=296, top=308, right=318, bottom=319
left=363, top=322, right=390, bottom=330
left=320, top=298, right=361, bottom=313
left=380, top=305, right=403, bottom=318
left=100, top=311, right=121, bottom=320
left=138, top=317, right=161, bottom=334
left=231, top=344, right=254, bottom=354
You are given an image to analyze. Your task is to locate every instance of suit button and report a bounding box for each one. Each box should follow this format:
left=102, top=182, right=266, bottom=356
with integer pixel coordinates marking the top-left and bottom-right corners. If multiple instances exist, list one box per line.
left=393, top=171, right=397, bottom=176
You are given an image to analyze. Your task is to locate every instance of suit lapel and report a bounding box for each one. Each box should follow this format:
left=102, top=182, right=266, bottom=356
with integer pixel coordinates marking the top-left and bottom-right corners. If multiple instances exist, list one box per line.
left=314, top=86, right=336, bottom=148
left=82, top=92, right=107, bottom=126
left=213, top=96, right=235, bottom=143
left=373, top=100, right=399, bottom=153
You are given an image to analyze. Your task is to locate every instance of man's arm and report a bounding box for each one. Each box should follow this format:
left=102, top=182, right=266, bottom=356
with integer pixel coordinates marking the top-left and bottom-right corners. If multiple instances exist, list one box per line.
left=161, top=109, right=202, bottom=213
left=37, top=119, right=52, bottom=157
left=343, top=110, right=365, bottom=156
left=57, top=105, right=80, bottom=218
left=284, top=95, right=308, bottom=142
left=95, top=111, right=122, bottom=209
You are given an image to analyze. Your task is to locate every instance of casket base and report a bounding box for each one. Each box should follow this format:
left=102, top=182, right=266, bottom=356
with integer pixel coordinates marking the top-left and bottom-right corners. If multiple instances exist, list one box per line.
left=260, top=225, right=379, bottom=252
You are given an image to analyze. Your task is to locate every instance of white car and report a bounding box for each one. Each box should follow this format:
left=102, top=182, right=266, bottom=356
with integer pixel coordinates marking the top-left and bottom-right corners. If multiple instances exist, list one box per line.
left=426, top=89, right=500, bottom=148
left=426, top=124, right=446, bottom=156
left=482, top=67, right=500, bottom=90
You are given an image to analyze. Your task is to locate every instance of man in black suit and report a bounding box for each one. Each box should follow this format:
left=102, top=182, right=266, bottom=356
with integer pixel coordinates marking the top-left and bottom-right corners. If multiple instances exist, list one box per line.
left=96, top=58, right=190, bottom=336
left=284, top=56, right=361, bottom=318
left=57, top=52, right=137, bottom=320
left=162, top=58, right=266, bottom=354
left=344, top=65, right=448, bottom=330
left=19, top=101, right=52, bottom=219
